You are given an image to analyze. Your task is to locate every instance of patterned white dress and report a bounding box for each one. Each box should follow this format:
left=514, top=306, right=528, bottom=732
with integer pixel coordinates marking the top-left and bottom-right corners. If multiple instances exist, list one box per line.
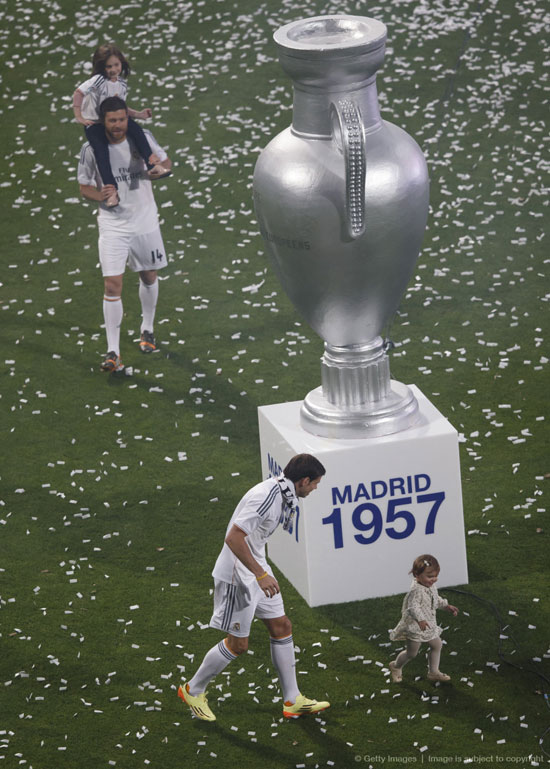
left=389, top=579, right=449, bottom=643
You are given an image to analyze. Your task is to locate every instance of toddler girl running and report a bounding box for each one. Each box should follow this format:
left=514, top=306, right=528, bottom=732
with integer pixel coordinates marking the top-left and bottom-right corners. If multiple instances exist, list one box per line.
left=73, top=43, right=169, bottom=207
left=389, top=554, right=458, bottom=683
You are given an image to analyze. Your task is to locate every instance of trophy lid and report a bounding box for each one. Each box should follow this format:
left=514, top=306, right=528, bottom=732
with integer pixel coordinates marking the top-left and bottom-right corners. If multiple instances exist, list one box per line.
left=274, top=15, right=387, bottom=59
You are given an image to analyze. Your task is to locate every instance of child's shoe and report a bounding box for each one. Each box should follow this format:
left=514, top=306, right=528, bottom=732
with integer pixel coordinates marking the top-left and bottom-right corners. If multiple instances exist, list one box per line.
left=427, top=670, right=451, bottom=682
left=148, top=164, right=171, bottom=180
left=106, top=191, right=119, bottom=207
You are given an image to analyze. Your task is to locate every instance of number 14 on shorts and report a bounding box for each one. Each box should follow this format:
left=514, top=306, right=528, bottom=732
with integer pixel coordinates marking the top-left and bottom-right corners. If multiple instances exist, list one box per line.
left=322, top=492, right=445, bottom=549
left=151, top=248, right=164, bottom=264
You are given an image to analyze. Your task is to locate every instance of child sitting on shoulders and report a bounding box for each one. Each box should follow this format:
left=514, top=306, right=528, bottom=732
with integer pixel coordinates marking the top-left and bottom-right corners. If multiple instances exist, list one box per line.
left=73, top=43, right=170, bottom=207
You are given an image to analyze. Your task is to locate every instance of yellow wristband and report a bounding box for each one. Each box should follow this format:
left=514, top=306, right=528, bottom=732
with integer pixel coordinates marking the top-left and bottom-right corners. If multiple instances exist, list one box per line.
left=256, top=572, right=269, bottom=581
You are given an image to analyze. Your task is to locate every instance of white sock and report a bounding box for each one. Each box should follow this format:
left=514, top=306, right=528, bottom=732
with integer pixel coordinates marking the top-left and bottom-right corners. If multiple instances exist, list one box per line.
left=139, top=279, right=158, bottom=334
left=270, top=634, right=300, bottom=703
left=187, top=639, right=238, bottom=696
left=103, top=296, right=123, bottom=355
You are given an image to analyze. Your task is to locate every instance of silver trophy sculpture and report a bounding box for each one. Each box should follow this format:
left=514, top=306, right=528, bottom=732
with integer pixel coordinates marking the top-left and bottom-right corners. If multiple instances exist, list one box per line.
left=253, top=15, right=429, bottom=439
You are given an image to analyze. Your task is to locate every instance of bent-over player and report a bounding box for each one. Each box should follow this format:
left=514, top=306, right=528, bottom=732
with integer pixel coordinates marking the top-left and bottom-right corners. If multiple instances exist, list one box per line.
left=178, top=453, right=330, bottom=721
left=77, top=95, right=171, bottom=371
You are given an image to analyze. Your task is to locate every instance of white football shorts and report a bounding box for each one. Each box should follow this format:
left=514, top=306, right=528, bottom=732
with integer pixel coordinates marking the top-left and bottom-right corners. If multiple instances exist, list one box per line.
left=210, top=576, right=285, bottom=638
left=98, top=228, right=167, bottom=276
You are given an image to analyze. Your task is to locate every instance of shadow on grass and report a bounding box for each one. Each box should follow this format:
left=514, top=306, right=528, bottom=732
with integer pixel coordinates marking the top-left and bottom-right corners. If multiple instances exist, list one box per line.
left=201, top=704, right=357, bottom=768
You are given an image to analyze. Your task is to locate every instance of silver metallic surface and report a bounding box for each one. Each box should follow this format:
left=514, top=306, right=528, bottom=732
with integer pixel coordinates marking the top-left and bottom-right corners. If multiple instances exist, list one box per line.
left=253, top=15, right=429, bottom=438
left=332, top=99, right=366, bottom=238
left=321, top=338, right=390, bottom=407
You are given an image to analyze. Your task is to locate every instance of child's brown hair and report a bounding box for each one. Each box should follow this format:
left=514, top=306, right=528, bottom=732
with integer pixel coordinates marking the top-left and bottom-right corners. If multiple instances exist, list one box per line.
left=410, top=554, right=440, bottom=577
left=92, top=44, right=131, bottom=79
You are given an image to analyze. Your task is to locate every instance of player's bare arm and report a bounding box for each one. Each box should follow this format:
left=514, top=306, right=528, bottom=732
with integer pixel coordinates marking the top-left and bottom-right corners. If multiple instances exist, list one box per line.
left=225, top=525, right=280, bottom=597
left=79, top=183, right=117, bottom=203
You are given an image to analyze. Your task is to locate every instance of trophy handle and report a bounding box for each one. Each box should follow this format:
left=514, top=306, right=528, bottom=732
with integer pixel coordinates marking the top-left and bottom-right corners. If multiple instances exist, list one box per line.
left=331, top=99, right=366, bottom=239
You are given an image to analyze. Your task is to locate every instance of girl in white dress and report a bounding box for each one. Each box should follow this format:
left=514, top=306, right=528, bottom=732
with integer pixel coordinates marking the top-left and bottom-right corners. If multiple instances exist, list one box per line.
left=389, top=554, right=458, bottom=683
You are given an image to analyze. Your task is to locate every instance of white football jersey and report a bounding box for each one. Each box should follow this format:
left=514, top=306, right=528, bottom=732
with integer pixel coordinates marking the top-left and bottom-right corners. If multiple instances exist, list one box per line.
left=76, top=75, right=129, bottom=122
left=77, top=130, right=167, bottom=235
left=212, top=477, right=297, bottom=586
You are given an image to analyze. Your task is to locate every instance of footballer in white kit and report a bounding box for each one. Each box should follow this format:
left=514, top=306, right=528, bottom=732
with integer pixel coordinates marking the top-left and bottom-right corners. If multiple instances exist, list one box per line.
left=77, top=96, right=172, bottom=371
left=209, top=475, right=294, bottom=636
left=177, top=454, right=331, bottom=723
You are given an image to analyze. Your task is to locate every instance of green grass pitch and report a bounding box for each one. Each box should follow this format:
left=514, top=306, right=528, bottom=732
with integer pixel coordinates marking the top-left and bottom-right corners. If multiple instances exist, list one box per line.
left=0, top=0, right=548, bottom=767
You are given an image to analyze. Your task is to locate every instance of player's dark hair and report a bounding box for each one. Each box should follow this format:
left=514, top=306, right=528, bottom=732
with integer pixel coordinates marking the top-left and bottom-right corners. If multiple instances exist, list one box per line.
left=410, top=554, right=440, bottom=577
left=92, top=43, right=131, bottom=79
left=283, top=454, right=326, bottom=483
left=100, top=96, right=128, bottom=121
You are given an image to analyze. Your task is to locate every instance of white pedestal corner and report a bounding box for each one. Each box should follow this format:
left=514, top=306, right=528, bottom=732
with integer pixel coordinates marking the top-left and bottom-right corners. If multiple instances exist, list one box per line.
left=258, top=386, right=468, bottom=607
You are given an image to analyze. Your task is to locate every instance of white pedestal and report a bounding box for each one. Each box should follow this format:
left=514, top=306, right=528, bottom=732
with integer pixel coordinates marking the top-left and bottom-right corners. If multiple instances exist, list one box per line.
left=258, top=385, right=468, bottom=607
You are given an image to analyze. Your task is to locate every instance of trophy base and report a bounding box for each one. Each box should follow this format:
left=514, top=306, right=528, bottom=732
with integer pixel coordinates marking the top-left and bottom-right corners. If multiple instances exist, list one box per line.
left=300, top=379, right=419, bottom=439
